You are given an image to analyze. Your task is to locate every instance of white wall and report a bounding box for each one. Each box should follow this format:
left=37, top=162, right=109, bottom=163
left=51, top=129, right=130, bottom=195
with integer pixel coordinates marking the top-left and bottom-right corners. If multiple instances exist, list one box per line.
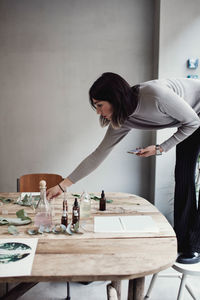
left=0, top=0, right=155, bottom=197
left=159, top=0, right=200, bottom=78
left=154, top=0, right=200, bottom=223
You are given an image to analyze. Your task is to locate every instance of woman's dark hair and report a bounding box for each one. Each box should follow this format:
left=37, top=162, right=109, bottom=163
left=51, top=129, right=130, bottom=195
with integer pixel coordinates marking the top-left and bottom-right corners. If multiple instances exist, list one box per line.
left=89, top=72, right=139, bottom=128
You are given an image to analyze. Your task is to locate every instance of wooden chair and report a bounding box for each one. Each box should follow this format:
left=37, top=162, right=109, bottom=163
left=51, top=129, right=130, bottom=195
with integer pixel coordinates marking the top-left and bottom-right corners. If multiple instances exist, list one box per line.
left=17, top=173, right=63, bottom=192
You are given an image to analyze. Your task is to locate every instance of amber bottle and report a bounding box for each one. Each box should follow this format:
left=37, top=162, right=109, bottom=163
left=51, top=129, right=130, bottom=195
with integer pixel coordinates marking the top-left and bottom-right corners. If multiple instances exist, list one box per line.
left=61, top=200, right=68, bottom=226
left=72, top=198, right=80, bottom=225
left=99, top=190, right=106, bottom=211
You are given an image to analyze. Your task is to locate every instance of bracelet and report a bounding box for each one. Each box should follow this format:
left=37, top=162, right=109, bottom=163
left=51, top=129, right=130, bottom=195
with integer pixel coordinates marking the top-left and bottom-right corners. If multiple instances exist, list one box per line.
left=58, top=183, right=65, bottom=193
left=155, top=144, right=162, bottom=156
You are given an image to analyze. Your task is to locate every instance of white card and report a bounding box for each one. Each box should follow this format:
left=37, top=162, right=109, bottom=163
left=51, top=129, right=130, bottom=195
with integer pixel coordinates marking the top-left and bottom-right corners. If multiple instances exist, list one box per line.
left=0, top=238, right=38, bottom=277
left=94, top=216, right=159, bottom=233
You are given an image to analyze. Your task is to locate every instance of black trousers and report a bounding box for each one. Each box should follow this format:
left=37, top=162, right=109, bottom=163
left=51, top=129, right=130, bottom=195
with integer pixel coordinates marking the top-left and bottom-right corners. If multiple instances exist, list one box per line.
left=174, top=127, right=200, bottom=253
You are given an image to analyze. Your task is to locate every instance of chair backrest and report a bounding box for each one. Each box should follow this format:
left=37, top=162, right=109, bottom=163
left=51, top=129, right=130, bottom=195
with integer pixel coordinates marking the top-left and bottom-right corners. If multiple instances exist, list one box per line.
left=17, top=173, right=63, bottom=192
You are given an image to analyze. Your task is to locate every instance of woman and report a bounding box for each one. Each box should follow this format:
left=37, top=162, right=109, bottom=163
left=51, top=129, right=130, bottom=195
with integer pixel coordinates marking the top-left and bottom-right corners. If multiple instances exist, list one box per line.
left=47, top=72, right=200, bottom=264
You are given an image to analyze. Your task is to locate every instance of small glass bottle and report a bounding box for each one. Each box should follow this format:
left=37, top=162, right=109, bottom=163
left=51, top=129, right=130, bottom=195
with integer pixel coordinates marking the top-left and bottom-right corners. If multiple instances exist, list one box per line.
left=80, top=191, right=91, bottom=218
left=61, top=189, right=68, bottom=226
left=34, top=180, right=52, bottom=230
left=63, top=188, right=68, bottom=212
left=72, top=198, right=80, bottom=226
left=61, top=200, right=68, bottom=227
left=99, top=190, right=106, bottom=211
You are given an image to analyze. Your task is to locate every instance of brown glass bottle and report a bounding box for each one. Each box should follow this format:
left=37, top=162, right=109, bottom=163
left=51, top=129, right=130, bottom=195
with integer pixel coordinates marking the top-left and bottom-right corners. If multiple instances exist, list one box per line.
left=61, top=200, right=68, bottom=226
left=99, top=190, right=106, bottom=211
left=63, top=190, right=68, bottom=211
left=72, top=198, right=80, bottom=225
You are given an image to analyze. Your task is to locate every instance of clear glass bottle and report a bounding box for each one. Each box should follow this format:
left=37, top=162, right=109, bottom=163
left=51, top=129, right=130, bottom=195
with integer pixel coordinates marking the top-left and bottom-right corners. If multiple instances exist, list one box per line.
left=34, top=180, right=52, bottom=230
left=80, top=191, right=91, bottom=218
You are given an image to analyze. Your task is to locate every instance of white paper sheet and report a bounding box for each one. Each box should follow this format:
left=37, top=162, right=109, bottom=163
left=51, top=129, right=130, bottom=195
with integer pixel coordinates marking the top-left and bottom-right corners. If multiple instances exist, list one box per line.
left=0, top=238, right=38, bottom=277
left=94, top=216, right=159, bottom=233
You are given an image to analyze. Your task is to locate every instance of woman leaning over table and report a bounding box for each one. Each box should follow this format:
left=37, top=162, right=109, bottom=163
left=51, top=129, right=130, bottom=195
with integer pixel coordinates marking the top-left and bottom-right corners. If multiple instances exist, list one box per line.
left=47, top=72, right=200, bottom=264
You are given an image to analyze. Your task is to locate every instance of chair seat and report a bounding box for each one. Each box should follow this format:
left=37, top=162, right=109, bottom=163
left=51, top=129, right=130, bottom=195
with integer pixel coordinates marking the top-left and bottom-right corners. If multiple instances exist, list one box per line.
left=173, top=261, right=200, bottom=276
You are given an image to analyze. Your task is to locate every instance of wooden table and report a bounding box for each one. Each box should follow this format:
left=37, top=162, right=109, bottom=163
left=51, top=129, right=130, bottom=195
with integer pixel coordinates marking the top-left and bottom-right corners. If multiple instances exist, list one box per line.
left=0, top=192, right=177, bottom=300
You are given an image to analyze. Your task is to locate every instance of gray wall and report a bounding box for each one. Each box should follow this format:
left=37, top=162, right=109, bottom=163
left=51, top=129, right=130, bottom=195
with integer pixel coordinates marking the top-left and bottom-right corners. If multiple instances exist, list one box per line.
left=0, top=0, right=155, bottom=197
left=154, top=0, right=200, bottom=223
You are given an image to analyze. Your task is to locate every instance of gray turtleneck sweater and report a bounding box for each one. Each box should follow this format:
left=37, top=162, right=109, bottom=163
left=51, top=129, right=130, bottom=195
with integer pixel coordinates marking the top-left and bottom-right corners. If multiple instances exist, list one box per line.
left=68, top=78, right=200, bottom=183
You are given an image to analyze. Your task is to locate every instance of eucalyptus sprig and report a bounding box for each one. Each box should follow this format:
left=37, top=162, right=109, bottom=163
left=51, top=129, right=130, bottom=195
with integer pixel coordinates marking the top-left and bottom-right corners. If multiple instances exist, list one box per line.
left=0, top=209, right=32, bottom=226
left=14, top=194, right=40, bottom=208
left=0, top=197, right=13, bottom=204
left=27, top=222, right=82, bottom=236
left=72, top=193, right=113, bottom=203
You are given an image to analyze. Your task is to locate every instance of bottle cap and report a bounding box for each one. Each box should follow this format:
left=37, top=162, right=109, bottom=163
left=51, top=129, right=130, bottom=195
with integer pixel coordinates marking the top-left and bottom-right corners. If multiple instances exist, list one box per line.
left=74, top=198, right=78, bottom=206
left=39, top=180, right=46, bottom=188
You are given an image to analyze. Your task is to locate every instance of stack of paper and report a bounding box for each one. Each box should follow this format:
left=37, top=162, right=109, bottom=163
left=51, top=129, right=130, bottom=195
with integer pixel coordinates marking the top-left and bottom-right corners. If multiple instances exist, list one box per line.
left=94, top=216, right=159, bottom=233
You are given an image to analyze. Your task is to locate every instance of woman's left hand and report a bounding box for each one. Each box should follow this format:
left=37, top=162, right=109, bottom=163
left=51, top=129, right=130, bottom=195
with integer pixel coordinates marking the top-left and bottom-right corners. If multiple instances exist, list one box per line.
left=136, top=145, right=162, bottom=157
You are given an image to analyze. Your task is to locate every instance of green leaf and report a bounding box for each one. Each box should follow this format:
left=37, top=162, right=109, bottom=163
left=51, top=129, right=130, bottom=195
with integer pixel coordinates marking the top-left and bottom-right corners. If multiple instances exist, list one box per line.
left=91, top=195, right=100, bottom=201
left=0, top=217, right=31, bottom=226
left=8, top=225, right=19, bottom=235
left=44, top=227, right=52, bottom=233
left=72, top=193, right=81, bottom=198
left=14, top=194, right=40, bottom=207
left=0, top=218, right=9, bottom=225
left=16, top=209, right=31, bottom=221
left=66, top=223, right=73, bottom=235
left=52, top=224, right=66, bottom=234
left=106, top=199, right=113, bottom=203
left=90, top=195, right=113, bottom=203
left=72, top=193, right=113, bottom=203
left=0, top=197, right=13, bottom=204
left=38, top=225, right=45, bottom=234
left=73, top=221, right=80, bottom=232
left=60, top=224, right=67, bottom=232
left=23, top=194, right=29, bottom=202
left=27, top=229, right=38, bottom=235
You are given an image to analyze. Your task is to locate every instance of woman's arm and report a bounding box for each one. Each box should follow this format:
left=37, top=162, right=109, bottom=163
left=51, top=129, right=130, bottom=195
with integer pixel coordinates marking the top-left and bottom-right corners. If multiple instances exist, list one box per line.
left=46, top=124, right=131, bottom=199
left=133, top=83, right=200, bottom=158
left=157, top=86, right=200, bottom=151
left=67, top=124, right=131, bottom=183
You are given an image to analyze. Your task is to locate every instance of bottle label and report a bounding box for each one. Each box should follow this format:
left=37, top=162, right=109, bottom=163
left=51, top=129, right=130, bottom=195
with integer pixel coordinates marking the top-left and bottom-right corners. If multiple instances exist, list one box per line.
left=73, top=210, right=79, bottom=217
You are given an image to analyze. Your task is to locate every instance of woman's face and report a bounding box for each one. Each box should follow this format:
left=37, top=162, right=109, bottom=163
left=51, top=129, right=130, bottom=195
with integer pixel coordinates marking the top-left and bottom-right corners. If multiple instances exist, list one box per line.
left=92, top=99, right=113, bottom=120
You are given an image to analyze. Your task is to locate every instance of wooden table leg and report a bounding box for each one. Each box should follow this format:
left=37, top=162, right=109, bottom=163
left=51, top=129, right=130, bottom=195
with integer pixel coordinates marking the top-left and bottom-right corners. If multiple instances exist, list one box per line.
left=0, top=282, right=38, bottom=300
left=128, top=277, right=145, bottom=300
left=107, top=280, right=121, bottom=300
left=0, top=283, right=8, bottom=297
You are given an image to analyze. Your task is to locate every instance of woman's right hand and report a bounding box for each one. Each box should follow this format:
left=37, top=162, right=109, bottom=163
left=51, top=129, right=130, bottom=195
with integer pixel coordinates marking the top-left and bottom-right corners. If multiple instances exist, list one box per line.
left=46, top=184, right=62, bottom=200
left=46, top=178, right=73, bottom=200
